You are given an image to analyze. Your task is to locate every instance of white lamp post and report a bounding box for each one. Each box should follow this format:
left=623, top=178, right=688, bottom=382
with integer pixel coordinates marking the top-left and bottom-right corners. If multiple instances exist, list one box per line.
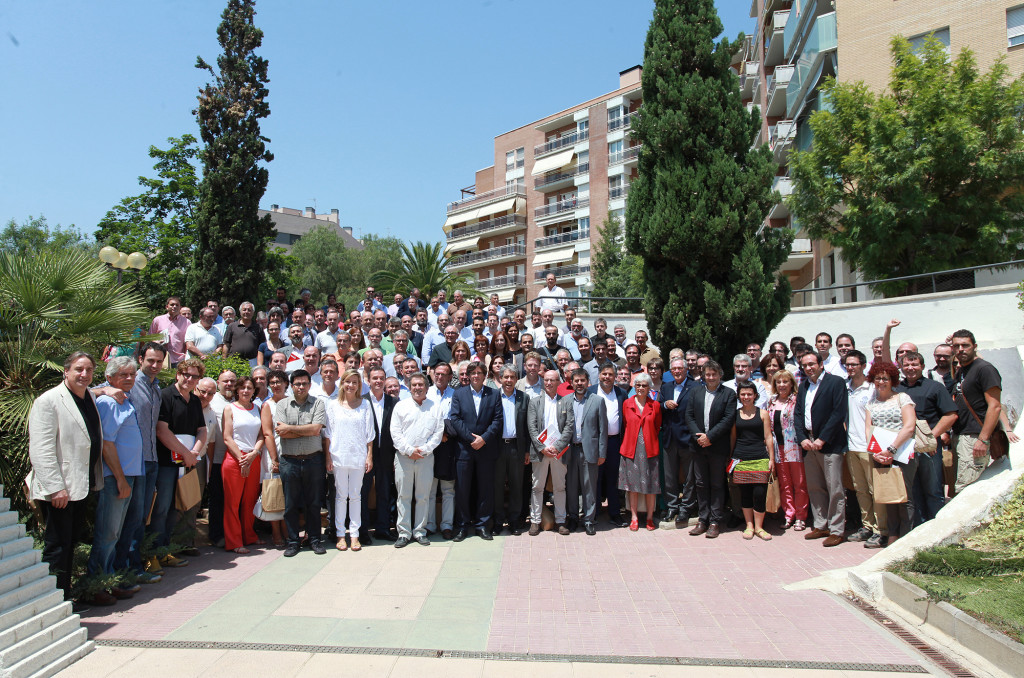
left=98, top=246, right=147, bottom=284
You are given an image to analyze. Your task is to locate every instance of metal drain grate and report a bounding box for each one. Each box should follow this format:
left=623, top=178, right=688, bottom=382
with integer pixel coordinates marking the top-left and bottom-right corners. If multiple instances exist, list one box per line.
left=846, top=594, right=977, bottom=678
left=94, top=639, right=929, bottom=673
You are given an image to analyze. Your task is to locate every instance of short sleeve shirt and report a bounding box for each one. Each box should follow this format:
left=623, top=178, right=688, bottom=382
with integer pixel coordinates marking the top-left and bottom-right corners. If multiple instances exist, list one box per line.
left=156, top=385, right=206, bottom=467
left=96, top=395, right=144, bottom=477
left=895, top=378, right=956, bottom=429
left=274, top=396, right=326, bottom=456
left=951, top=358, right=1001, bottom=435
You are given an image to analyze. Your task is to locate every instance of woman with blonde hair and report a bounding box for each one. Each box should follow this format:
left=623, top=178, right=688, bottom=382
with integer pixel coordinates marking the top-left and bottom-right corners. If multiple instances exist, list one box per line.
left=767, top=369, right=808, bottom=530
left=325, top=369, right=375, bottom=551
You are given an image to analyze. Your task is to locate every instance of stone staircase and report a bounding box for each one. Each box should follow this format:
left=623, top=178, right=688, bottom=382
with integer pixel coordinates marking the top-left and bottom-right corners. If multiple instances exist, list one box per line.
left=0, top=486, right=93, bottom=678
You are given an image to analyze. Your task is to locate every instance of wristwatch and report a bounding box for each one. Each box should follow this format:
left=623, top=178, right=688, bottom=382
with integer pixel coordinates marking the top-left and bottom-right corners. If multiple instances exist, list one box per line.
left=980, top=438, right=990, bottom=446
left=886, top=445, right=897, bottom=454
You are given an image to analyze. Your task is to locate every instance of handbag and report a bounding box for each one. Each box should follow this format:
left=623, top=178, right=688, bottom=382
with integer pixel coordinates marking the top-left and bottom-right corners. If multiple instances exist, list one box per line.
left=261, top=475, right=285, bottom=513
left=958, top=394, right=1009, bottom=461
left=871, top=464, right=907, bottom=504
left=764, top=471, right=781, bottom=514
left=174, top=468, right=202, bottom=512
left=914, top=419, right=937, bottom=454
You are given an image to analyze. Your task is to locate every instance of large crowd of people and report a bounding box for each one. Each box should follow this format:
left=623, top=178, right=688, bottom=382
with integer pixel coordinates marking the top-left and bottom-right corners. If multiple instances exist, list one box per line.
left=26, top=279, right=1016, bottom=609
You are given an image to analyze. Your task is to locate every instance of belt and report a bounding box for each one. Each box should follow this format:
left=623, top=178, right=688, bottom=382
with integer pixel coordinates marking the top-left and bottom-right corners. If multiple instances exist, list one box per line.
left=501, top=437, right=517, bottom=443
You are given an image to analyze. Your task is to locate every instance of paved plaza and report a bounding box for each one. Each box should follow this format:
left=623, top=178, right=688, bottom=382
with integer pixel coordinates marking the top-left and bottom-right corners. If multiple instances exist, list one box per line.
left=60, top=523, right=948, bottom=677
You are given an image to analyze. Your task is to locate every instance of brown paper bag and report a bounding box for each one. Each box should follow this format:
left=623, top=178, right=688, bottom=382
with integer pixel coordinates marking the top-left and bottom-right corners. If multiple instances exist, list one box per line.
left=765, top=473, right=781, bottom=514
left=871, top=465, right=907, bottom=504
left=261, top=476, right=285, bottom=513
left=174, top=468, right=202, bottom=512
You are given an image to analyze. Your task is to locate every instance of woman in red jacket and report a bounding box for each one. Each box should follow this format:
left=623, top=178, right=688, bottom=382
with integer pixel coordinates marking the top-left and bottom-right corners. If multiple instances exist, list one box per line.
left=618, top=372, right=663, bottom=531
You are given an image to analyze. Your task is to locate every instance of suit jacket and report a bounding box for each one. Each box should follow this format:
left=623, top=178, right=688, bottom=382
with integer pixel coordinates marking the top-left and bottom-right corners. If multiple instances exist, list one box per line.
left=659, top=377, right=697, bottom=447
left=363, top=392, right=397, bottom=464
left=448, top=385, right=503, bottom=457
left=684, top=386, right=738, bottom=455
left=497, top=388, right=531, bottom=458
left=587, top=384, right=627, bottom=436
left=795, top=373, right=849, bottom=455
left=28, top=383, right=104, bottom=502
left=568, top=393, right=608, bottom=464
left=526, top=392, right=574, bottom=463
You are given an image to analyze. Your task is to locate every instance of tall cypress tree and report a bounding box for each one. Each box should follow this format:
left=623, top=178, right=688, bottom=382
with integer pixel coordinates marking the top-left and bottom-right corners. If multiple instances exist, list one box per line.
left=625, top=0, right=791, bottom=366
left=186, top=0, right=275, bottom=307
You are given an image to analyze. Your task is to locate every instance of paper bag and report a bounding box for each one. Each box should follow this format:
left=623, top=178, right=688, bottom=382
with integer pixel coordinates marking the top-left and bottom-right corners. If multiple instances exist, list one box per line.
left=765, top=473, right=781, bottom=514
left=871, top=465, right=907, bottom=504
left=174, top=468, right=202, bottom=512
left=261, top=476, right=285, bottom=513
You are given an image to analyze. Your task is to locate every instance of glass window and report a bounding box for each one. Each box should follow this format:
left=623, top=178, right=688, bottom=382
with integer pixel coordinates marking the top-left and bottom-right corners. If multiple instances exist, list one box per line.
left=908, top=27, right=950, bottom=55
left=1009, top=6, right=1024, bottom=47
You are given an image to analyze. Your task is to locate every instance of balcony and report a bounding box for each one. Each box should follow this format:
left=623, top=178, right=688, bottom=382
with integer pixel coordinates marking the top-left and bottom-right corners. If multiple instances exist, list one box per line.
left=766, top=65, right=793, bottom=117
left=608, top=145, right=640, bottom=167
left=448, top=243, right=526, bottom=270
left=535, top=196, right=590, bottom=221
left=446, top=183, right=525, bottom=215
left=768, top=176, right=793, bottom=219
left=534, top=264, right=590, bottom=282
left=534, top=162, right=589, bottom=192
left=534, top=130, right=589, bottom=159
left=446, top=214, right=526, bottom=241
left=771, top=120, right=796, bottom=164
left=535, top=228, right=589, bottom=252
left=609, top=183, right=630, bottom=201
left=741, top=61, right=758, bottom=98
left=781, top=237, right=814, bottom=272
left=607, top=112, right=635, bottom=133
left=787, top=12, right=838, bottom=119
left=478, top=274, right=525, bottom=291
left=764, top=10, right=790, bottom=67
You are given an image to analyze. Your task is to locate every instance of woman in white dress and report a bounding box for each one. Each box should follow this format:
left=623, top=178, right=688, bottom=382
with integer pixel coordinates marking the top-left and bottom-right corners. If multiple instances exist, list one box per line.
left=325, top=369, right=375, bottom=551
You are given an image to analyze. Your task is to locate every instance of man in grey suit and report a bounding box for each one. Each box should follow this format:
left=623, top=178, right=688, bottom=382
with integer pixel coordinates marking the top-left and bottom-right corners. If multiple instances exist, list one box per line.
left=526, top=370, right=575, bottom=536
left=565, top=369, right=607, bottom=535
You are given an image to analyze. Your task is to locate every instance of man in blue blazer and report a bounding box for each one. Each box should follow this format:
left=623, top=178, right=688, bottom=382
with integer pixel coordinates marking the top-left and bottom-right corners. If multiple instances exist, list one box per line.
left=659, top=357, right=698, bottom=527
left=448, top=361, right=503, bottom=540
left=588, top=364, right=628, bottom=527
left=794, top=351, right=849, bottom=547
left=684, top=360, right=737, bottom=539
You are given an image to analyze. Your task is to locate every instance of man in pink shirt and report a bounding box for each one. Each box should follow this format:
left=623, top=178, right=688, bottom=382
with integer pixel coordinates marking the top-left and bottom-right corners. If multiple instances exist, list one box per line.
left=149, top=296, right=191, bottom=367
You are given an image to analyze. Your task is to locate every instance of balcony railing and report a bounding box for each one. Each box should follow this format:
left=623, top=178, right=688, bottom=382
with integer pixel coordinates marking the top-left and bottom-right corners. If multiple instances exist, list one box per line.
left=534, top=228, right=589, bottom=250
left=534, top=264, right=590, bottom=281
left=534, top=196, right=590, bottom=220
left=478, top=274, right=526, bottom=291
left=534, top=162, right=589, bottom=190
left=608, top=145, right=641, bottom=167
left=609, top=183, right=630, bottom=200
left=447, top=214, right=527, bottom=240
left=446, top=183, right=526, bottom=214
left=607, top=112, right=635, bottom=133
left=534, top=130, right=589, bottom=158
left=448, top=243, right=526, bottom=268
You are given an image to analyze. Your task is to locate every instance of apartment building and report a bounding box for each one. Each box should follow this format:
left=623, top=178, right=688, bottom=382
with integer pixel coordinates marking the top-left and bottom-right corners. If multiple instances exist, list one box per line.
left=260, top=204, right=363, bottom=252
left=744, top=0, right=1024, bottom=305
left=441, top=67, right=643, bottom=305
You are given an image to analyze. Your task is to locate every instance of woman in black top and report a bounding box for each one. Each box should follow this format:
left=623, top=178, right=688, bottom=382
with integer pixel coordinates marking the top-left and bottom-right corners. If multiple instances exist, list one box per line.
left=731, top=383, right=775, bottom=541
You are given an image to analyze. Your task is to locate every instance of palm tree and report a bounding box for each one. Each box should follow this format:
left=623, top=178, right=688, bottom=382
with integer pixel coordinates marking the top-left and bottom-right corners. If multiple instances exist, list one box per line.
left=0, top=249, right=152, bottom=519
left=370, top=241, right=479, bottom=298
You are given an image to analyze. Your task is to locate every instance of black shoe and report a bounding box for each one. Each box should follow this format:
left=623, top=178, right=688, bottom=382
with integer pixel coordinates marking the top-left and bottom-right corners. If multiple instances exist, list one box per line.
left=608, top=515, right=627, bottom=528
left=566, top=518, right=578, bottom=533
left=283, top=544, right=300, bottom=557
left=453, top=529, right=468, bottom=542
left=663, top=510, right=678, bottom=523
left=510, top=523, right=523, bottom=536
left=442, top=529, right=453, bottom=540
left=848, top=527, right=873, bottom=543
left=585, top=523, right=597, bottom=536
left=675, top=514, right=689, bottom=528
left=493, top=523, right=506, bottom=535
left=415, top=535, right=430, bottom=546
left=374, top=530, right=396, bottom=542
left=311, top=541, right=327, bottom=555
left=394, top=537, right=410, bottom=548
left=476, top=527, right=493, bottom=541
left=181, top=547, right=201, bottom=557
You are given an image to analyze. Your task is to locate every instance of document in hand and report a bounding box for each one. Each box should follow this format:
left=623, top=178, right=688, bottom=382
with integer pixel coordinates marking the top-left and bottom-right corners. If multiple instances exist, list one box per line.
left=867, top=426, right=915, bottom=464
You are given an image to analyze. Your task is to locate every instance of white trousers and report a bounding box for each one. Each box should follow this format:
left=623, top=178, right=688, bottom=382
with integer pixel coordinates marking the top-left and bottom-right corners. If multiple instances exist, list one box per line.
left=334, top=467, right=364, bottom=536
left=395, top=454, right=435, bottom=539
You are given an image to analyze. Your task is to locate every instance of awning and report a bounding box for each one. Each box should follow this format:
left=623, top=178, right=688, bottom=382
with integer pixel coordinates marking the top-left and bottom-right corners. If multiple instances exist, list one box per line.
left=474, top=196, right=518, bottom=221
left=531, top=149, right=576, bottom=176
left=487, top=286, right=520, bottom=303
left=532, top=246, right=575, bottom=267
left=443, top=236, right=480, bottom=256
left=442, top=207, right=481, bottom=233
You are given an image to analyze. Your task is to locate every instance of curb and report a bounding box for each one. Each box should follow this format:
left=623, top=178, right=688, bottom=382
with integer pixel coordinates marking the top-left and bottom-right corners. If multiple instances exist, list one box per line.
left=879, top=572, right=1024, bottom=678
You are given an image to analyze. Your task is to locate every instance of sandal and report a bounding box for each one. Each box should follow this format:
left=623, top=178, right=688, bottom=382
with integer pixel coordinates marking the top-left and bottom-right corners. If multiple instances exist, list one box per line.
left=742, top=527, right=754, bottom=540
left=755, top=528, right=772, bottom=541
left=646, top=519, right=656, bottom=531
left=336, top=538, right=348, bottom=551
left=350, top=538, right=362, bottom=552
left=232, top=547, right=250, bottom=554
left=782, top=518, right=793, bottom=529
left=629, top=517, right=639, bottom=532
left=793, top=520, right=806, bottom=531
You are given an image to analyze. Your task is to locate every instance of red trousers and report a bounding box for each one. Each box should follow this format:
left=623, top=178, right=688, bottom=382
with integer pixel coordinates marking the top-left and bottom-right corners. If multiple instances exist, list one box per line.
left=777, top=460, right=809, bottom=522
left=222, top=453, right=261, bottom=550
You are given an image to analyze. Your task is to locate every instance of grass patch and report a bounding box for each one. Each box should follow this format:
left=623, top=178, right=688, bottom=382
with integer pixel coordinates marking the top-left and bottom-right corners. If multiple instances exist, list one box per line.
left=891, top=478, right=1024, bottom=643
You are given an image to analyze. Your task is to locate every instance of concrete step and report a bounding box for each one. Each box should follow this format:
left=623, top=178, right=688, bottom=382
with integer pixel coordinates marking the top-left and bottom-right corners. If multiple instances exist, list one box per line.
left=0, top=592, right=65, bottom=638
left=0, top=513, right=17, bottom=529
left=0, top=564, right=50, bottom=600
left=4, top=627, right=89, bottom=678
left=0, top=524, right=26, bottom=547
left=0, top=550, right=40, bottom=581
left=0, top=537, right=34, bottom=562
left=0, top=614, right=80, bottom=668
left=24, top=639, right=93, bottom=678
left=0, top=575, right=56, bottom=615
left=0, top=598, right=70, bottom=653
left=0, top=497, right=10, bottom=513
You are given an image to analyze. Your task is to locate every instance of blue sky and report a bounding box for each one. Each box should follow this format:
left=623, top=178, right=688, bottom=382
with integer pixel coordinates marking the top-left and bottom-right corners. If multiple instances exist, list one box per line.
left=0, top=1, right=753, bottom=244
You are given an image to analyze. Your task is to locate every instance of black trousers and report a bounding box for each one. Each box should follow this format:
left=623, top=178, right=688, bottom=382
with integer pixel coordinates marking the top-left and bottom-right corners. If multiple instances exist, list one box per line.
left=661, top=438, right=696, bottom=518
left=692, top=450, right=728, bottom=525
left=38, top=498, right=88, bottom=599
left=280, top=453, right=325, bottom=546
left=207, top=461, right=224, bottom=544
left=455, top=448, right=496, bottom=530
left=361, top=446, right=396, bottom=534
left=493, top=439, right=525, bottom=527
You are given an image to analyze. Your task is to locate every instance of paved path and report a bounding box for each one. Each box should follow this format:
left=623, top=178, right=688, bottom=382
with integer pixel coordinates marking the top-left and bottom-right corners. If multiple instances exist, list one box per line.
left=63, top=522, right=941, bottom=676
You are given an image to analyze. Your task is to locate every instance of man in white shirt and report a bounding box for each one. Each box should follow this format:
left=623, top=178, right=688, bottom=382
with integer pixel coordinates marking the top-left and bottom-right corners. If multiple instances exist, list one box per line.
left=310, top=359, right=340, bottom=402
left=420, top=313, right=449, bottom=367
left=536, top=272, right=568, bottom=312
left=530, top=308, right=563, bottom=345
left=488, top=294, right=507, bottom=320
left=722, top=354, right=769, bottom=408
left=206, top=369, right=235, bottom=548
left=390, top=373, right=444, bottom=547
left=525, top=370, right=575, bottom=536
left=516, top=353, right=544, bottom=398
left=184, top=307, right=223, bottom=360
left=816, top=332, right=844, bottom=377
left=843, top=350, right=884, bottom=547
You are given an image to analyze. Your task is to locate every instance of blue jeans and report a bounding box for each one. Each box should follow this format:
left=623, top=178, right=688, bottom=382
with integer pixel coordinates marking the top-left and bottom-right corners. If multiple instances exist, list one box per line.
left=87, top=475, right=138, bottom=576
left=148, top=465, right=181, bottom=548
left=116, top=469, right=149, bottom=573
left=913, top=447, right=946, bottom=525
left=279, top=453, right=325, bottom=546
left=130, top=461, right=159, bottom=570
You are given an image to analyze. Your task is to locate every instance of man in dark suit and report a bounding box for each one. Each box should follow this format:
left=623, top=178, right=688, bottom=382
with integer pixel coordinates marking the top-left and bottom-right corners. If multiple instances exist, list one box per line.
left=684, top=360, right=737, bottom=539
left=361, top=367, right=398, bottom=543
left=396, top=288, right=427, bottom=320
left=448, top=361, right=503, bottom=540
left=794, top=350, right=849, bottom=547
left=659, top=357, right=698, bottom=527
left=492, top=366, right=531, bottom=535
left=589, top=364, right=628, bottom=527
left=566, top=369, right=607, bottom=535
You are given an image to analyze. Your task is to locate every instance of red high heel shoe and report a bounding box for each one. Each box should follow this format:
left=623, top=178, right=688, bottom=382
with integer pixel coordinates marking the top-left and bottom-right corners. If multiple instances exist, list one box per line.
left=646, top=519, right=656, bottom=531
left=629, top=517, right=639, bottom=531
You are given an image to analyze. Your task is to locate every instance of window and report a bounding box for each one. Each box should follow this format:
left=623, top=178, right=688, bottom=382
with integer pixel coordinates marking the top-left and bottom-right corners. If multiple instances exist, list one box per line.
left=577, top=119, right=589, bottom=138
left=908, top=27, right=950, bottom=55
left=609, top=175, right=624, bottom=190
left=515, top=147, right=525, bottom=168
left=577, top=150, right=589, bottom=168
left=577, top=217, right=590, bottom=233
left=505, top=150, right=515, bottom=171
left=1009, top=6, right=1024, bottom=47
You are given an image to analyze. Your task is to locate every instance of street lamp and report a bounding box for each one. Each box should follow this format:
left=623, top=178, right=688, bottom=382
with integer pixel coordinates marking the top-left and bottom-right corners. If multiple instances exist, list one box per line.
left=98, top=246, right=148, bottom=284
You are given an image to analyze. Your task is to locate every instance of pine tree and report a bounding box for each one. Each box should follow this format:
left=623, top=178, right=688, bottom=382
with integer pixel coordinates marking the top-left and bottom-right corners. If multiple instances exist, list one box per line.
left=591, top=212, right=643, bottom=313
left=625, top=0, right=791, bottom=366
left=186, top=0, right=274, bottom=307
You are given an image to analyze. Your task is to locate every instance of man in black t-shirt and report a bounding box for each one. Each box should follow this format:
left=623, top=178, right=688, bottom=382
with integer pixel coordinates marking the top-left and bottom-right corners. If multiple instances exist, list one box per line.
left=948, top=330, right=1002, bottom=493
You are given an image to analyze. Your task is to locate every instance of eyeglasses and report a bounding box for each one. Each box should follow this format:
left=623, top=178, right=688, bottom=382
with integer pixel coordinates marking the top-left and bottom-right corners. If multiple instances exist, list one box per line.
left=183, top=373, right=202, bottom=380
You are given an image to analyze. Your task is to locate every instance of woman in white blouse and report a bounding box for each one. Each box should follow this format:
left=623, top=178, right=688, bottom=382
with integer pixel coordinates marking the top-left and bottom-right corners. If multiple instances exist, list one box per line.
left=325, top=369, right=375, bottom=551
left=222, top=376, right=265, bottom=554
